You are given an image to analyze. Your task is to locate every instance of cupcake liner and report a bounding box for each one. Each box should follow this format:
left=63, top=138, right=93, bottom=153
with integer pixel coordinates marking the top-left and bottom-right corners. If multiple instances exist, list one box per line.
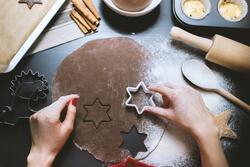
left=181, top=0, right=211, bottom=19
left=218, top=0, right=248, bottom=22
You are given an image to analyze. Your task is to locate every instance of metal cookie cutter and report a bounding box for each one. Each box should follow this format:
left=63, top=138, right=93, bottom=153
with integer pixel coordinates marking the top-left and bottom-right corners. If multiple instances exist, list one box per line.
left=0, top=106, right=16, bottom=126
left=0, top=70, right=49, bottom=126
left=10, top=70, right=49, bottom=116
left=125, top=81, right=156, bottom=115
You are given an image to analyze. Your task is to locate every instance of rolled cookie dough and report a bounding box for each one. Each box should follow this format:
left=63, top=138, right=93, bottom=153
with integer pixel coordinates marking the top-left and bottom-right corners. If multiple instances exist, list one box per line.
left=112, top=0, right=152, bottom=12
left=52, top=37, right=165, bottom=163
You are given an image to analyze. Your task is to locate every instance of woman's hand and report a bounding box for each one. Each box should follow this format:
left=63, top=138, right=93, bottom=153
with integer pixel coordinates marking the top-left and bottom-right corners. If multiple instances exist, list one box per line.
left=27, top=94, right=79, bottom=167
left=145, top=84, right=229, bottom=167
left=145, top=83, right=219, bottom=141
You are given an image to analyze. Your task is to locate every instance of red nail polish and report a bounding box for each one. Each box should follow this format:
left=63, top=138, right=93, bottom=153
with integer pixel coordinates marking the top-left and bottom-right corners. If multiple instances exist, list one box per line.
left=71, top=98, right=78, bottom=106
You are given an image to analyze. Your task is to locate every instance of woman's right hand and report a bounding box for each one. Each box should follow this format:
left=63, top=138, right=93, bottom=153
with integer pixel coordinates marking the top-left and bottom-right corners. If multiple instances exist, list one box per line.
left=145, top=83, right=219, bottom=141
left=27, top=94, right=79, bottom=167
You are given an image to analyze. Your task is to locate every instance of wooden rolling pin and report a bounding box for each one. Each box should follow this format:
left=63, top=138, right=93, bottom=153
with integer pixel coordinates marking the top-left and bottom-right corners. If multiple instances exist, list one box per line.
left=170, top=27, right=250, bottom=73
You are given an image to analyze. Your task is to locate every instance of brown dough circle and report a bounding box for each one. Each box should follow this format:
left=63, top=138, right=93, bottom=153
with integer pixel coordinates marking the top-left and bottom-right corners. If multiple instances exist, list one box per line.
left=52, top=37, right=165, bottom=163
left=112, top=0, right=152, bottom=12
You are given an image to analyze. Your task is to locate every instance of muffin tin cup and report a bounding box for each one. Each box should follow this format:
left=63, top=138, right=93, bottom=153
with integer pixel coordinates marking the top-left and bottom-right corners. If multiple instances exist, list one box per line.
left=181, top=0, right=212, bottom=20
left=218, top=0, right=248, bottom=22
left=173, top=0, right=250, bottom=29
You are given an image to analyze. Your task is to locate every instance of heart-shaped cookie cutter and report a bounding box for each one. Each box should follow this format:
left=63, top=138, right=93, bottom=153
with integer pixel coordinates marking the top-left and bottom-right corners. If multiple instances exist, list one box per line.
left=125, top=81, right=156, bottom=115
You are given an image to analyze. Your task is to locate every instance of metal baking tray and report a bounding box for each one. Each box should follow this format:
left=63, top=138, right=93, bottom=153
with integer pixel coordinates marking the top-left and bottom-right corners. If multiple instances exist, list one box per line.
left=173, top=0, right=250, bottom=29
left=4, top=0, right=67, bottom=73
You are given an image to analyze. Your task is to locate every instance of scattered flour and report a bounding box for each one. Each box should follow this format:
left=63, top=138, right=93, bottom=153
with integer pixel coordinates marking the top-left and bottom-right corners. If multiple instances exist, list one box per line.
left=144, top=123, right=199, bottom=167
left=127, top=36, right=237, bottom=166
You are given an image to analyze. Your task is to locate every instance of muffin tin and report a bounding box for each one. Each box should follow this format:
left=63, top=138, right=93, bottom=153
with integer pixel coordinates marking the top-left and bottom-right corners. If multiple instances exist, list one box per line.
left=173, top=0, right=250, bottom=29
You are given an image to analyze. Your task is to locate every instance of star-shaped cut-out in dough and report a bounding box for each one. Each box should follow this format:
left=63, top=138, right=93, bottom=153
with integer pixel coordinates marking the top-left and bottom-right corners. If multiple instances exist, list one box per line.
left=214, top=110, right=237, bottom=139
left=120, top=126, right=147, bottom=157
left=83, top=98, right=111, bottom=129
left=18, top=0, right=43, bottom=9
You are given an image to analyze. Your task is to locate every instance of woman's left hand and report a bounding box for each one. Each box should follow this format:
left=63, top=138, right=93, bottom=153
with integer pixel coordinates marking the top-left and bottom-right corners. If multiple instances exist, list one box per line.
left=27, top=94, right=79, bottom=167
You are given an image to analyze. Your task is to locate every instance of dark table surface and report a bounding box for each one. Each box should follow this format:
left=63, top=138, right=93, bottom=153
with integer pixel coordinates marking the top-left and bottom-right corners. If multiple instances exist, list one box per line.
left=0, top=0, right=250, bottom=167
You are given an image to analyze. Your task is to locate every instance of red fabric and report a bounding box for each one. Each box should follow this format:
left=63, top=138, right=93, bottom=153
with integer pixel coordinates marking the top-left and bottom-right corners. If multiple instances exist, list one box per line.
left=110, top=157, right=155, bottom=167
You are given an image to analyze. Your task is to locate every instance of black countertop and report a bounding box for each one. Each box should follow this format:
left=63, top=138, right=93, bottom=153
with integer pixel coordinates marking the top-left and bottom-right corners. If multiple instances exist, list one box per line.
left=0, top=1, right=250, bottom=167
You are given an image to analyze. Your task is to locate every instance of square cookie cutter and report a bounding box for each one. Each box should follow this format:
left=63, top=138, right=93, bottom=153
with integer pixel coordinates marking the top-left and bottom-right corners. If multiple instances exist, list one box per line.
left=125, top=81, right=156, bottom=115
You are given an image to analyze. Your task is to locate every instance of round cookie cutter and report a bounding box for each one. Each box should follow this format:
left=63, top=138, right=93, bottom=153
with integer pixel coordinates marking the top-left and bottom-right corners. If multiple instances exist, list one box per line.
left=125, top=81, right=156, bottom=115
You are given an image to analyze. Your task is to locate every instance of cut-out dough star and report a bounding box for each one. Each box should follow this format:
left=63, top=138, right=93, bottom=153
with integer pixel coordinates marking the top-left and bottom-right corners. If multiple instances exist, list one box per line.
left=120, top=126, right=147, bottom=157
left=214, top=110, right=237, bottom=139
left=18, top=0, right=43, bottom=9
left=83, top=98, right=111, bottom=129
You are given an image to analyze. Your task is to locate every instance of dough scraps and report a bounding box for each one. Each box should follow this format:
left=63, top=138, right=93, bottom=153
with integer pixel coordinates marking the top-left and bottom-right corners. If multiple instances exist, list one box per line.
left=214, top=110, right=237, bottom=139
left=52, top=37, right=165, bottom=163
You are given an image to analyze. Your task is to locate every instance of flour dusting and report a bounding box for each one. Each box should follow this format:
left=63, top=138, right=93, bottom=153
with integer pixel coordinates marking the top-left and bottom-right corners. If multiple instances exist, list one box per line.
left=128, top=36, right=238, bottom=166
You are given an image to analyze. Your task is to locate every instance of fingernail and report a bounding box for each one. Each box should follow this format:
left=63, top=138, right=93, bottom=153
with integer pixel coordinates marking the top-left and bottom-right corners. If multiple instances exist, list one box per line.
left=70, top=98, right=78, bottom=106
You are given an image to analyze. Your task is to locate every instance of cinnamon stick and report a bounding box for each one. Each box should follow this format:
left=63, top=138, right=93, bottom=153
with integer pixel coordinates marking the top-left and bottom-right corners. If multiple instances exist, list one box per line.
left=70, top=13, right=89, bottom=34
left=71, top=0, right=98, bottom=25
left=85, top=16, right=98, bottom=31
left=71, top=9, right=91, bottom=32
left=83, top=0, right=100, bottom=20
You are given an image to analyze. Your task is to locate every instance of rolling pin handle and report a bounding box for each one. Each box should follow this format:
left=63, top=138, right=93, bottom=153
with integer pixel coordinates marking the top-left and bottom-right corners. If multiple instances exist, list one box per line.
left=170, top=26, right=213, bottom=52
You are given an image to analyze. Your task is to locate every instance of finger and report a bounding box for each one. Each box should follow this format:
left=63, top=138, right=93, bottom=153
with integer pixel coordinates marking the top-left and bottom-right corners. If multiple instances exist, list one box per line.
left=144, top=106, right=174, bottom=121
left=50, top=94, right=79, bottom=117
left=164, top=82, right=178, bottom=89
left=62, top=99, right=77, bottom=133
left=148, top=85, right=173, bottom=98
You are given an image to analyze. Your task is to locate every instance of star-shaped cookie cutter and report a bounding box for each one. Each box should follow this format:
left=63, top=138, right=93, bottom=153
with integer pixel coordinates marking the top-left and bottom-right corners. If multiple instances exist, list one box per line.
left=125, top=81, right=156, bottom=115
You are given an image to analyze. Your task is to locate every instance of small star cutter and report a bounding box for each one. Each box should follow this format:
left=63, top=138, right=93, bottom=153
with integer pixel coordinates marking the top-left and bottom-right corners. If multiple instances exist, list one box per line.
left=125, top=81, right=156, bottom=115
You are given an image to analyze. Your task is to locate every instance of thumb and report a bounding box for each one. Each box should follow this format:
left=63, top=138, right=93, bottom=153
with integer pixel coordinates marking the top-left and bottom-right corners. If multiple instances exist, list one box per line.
left=144, top=106, right=174, bottom=121
left=62, top=99, right=77, bottom=133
